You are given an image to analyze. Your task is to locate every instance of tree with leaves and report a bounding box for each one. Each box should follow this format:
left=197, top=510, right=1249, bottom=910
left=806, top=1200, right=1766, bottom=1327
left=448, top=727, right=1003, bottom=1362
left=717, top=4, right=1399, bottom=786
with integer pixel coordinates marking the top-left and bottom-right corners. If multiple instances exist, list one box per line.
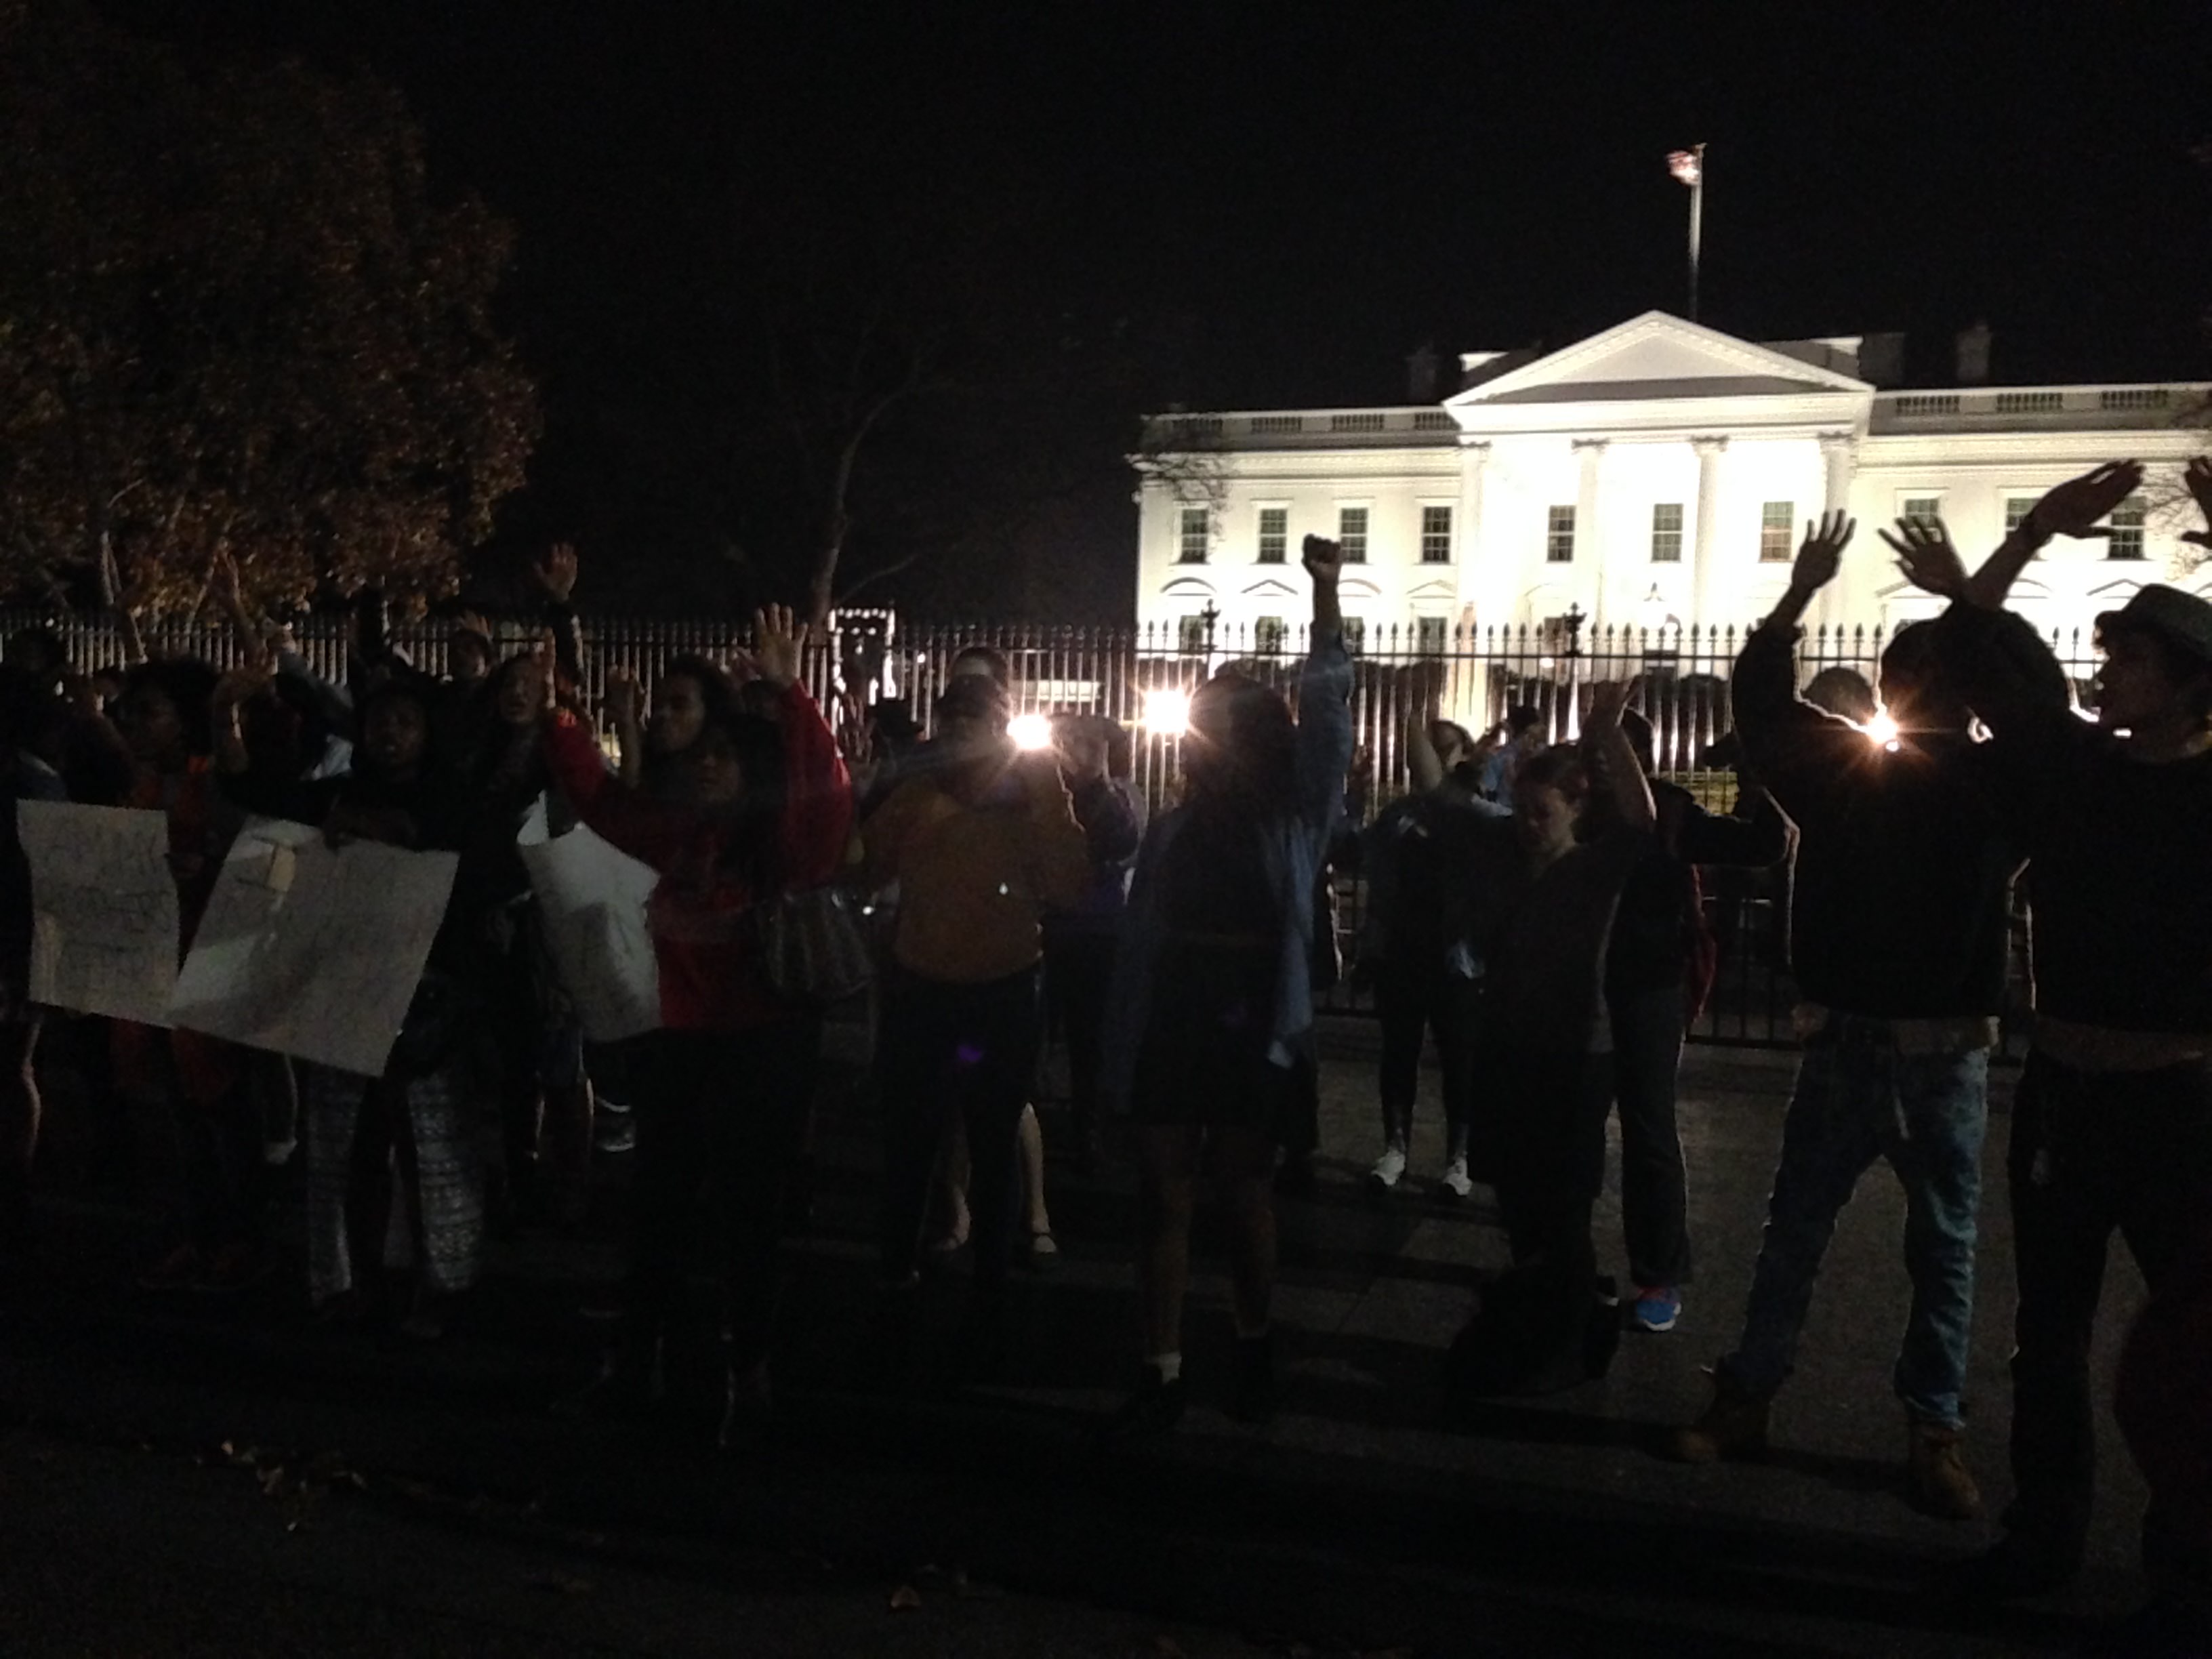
left=0, top=1, right=538, bottom=616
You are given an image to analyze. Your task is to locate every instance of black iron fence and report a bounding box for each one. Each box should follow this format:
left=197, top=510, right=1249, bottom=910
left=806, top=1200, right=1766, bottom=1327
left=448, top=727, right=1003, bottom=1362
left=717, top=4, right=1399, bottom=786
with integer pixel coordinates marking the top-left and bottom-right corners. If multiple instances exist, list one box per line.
left=5, top=607, right=2096, bottom=1049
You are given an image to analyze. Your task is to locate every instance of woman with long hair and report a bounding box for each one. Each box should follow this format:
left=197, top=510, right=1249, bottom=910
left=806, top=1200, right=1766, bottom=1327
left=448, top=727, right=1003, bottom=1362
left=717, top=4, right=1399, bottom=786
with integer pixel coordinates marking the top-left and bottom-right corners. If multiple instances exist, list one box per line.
left=1099, top=537, right=1353, bottom=1435
left=1443, top=681, right=1654, bottom=1399
left=212, top=665, right=489, bottom=1335
left=545, top=607, right=850, bottom=1446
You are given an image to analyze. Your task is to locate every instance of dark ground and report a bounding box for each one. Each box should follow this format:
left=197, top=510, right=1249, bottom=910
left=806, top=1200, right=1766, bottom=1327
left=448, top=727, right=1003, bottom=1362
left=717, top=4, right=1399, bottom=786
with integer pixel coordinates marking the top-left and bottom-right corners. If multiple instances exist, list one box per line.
left=0, top=1019, right=2160, bottom=1657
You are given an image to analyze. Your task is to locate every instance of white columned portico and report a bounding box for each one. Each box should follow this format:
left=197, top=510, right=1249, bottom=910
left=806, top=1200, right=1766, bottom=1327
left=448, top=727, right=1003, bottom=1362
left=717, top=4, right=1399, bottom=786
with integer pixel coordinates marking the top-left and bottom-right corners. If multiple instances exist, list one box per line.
left=1689, top=434, right=1727, bottom=628
left=1572, top=437, right=1609, bottom=622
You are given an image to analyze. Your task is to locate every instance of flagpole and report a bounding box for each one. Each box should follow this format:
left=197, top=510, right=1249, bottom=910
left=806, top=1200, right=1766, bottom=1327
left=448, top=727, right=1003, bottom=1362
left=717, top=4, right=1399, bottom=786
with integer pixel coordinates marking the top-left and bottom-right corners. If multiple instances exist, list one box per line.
left=1686, top=143, right=1704, bottom=323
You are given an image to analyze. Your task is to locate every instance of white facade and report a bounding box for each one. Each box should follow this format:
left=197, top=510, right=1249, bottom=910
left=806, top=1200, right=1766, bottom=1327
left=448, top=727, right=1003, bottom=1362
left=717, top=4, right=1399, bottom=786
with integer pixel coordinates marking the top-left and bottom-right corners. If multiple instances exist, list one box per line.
left=1134, top=312, right=2210, bottom=649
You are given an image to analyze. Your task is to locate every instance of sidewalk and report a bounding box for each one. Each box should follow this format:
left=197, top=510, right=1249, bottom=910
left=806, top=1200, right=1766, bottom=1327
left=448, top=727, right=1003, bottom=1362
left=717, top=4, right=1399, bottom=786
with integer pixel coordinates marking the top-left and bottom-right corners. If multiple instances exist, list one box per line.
left=0, top=1025, right=2154, bottom=1656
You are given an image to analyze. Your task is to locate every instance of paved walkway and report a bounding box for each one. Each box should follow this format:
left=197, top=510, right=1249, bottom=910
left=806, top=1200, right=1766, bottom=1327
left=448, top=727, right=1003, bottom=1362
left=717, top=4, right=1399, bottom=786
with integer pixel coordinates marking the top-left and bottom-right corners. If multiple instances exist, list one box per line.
left=0, top=1023, right=2160, bottom=1655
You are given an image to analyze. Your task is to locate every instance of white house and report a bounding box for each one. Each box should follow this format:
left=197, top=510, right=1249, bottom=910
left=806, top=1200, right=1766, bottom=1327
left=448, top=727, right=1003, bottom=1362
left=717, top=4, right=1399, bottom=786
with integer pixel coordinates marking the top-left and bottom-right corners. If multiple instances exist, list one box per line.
left=1134, top=312, right=2210, bottom=657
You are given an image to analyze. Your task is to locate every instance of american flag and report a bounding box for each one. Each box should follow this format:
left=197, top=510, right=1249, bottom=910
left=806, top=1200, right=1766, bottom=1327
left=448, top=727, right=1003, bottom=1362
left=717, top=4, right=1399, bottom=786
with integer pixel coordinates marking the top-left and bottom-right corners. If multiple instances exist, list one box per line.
left=1668, top=149, right=1702, bottom=186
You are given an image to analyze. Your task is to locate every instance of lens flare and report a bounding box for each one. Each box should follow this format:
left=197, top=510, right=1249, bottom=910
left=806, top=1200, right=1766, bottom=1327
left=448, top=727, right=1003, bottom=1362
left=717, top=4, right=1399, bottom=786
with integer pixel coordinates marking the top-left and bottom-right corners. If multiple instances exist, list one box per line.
left=1143, top=688, right=1191, bottom=738
left=1864, top=709, right=1900, bottom=749
left=1008, top=712, right=1053, bottom=751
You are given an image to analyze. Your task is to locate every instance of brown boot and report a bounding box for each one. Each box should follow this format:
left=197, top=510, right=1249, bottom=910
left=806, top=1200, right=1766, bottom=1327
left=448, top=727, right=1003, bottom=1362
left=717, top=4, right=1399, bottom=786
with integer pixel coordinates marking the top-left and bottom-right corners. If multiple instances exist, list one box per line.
left=1668, top=1370, right=1771, bottom=1464
left=1907, top=1416, right=1983, bottom=1519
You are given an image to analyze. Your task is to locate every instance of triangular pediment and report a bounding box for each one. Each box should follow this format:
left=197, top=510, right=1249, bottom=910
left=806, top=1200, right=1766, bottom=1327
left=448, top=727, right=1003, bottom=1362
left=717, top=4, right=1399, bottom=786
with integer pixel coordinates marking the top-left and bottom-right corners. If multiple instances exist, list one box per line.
left=1448, top=312, right=1871, bottom=407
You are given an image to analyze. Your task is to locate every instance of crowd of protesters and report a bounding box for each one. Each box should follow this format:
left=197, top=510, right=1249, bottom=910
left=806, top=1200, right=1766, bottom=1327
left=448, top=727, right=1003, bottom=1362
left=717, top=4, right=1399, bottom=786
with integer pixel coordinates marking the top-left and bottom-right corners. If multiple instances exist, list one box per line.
left=0, top=466, right=2207, bottom=1644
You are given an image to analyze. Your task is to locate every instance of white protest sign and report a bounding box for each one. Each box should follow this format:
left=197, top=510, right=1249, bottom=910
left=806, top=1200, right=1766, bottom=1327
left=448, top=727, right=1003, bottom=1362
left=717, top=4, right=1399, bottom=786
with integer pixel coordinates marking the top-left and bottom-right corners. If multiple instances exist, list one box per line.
left=518, top=798, right=662, bottom=1042
left=168, top=817, right=458, bottom=1077
left=19, top=800, right=181, bottom=1025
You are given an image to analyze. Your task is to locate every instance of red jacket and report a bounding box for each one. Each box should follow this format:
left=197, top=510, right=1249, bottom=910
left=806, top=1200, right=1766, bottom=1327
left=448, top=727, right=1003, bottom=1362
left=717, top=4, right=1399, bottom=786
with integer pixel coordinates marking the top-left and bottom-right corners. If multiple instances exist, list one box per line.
left=541, top=682, right=852, bottom=1031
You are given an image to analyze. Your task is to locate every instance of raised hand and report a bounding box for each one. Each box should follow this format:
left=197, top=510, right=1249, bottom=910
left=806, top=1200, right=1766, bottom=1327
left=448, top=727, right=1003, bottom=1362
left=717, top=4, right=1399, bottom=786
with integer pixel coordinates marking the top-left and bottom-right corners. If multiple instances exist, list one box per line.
left=752, top=604, right=806, bottom=689
left=2026, top=460, right=2142, bottom=540
left=2182, top=457, right=2212, bottom=551
left=1788, top=510, right=1856, bottom=596
left=534, top=543, right=579, bottom=603
left=1879, top=514, right=1969, bottom=601
left=1301, top=534, right=1346, bottom=585
left=602, top=665, right=640, bottom=728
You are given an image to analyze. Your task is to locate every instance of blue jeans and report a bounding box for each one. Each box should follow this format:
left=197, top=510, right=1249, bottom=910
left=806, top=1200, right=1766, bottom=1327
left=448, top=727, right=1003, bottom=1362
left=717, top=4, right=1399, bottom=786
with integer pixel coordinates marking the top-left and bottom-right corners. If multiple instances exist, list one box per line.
left=1720, top=1015, right=1990, bottom=1427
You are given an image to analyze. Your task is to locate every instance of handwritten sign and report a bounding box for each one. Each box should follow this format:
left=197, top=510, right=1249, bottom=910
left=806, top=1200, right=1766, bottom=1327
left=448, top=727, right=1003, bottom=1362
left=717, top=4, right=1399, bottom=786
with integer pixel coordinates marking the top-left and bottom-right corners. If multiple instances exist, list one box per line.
left=518, top=798, right=662, bottom=1042
left=169, top=818, right=459, bottom=1077
left=19, top=801, right=181, bottom=1025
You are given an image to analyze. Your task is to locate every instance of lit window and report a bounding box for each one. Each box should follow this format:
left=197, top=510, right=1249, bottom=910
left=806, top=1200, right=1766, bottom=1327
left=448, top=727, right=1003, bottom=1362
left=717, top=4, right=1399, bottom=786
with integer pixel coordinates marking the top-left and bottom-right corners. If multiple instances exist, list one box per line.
left=1256, top=507, right=1287, bottom=565
left=2107, top=496, right=2146, bottom=560
left=1414, top=617, right=1448, bottom=657
left=2005, top=497, right=2038, bottom=533
left=1547, top=505, right=1576, bottom=563
left=1178, top=615, right=1209, bottom=654
left=1176, top=508, right=1208, bottom=565
left=1341, top=617, right=1366, bottom=655
left=1650, top=502, right=1683, bottom=563
left=1338, top=506, right=1369, bottom=563
left=1420, top=505, right=1453, bottom=564
left=1759, top=501, right=1795, bottom=562
left=1254, top=615, right=1285, bottom=656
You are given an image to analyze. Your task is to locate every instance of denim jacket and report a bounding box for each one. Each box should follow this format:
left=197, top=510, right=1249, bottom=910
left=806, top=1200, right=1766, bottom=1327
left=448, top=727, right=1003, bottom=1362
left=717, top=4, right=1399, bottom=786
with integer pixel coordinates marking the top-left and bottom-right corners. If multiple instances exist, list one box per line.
left=1100, top=628, right=1355, bottom=1115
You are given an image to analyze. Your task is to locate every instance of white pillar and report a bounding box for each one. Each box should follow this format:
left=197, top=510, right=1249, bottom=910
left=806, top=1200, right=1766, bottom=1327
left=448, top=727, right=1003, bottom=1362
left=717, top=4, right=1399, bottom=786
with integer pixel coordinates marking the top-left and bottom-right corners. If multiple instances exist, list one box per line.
left=1458, top=437, right=1492, bottom=619
left=1455, top=438, right=1493, bottom=727
left=1574, top=437, right=1608, bottom=624
left=1815, top=431, right=1858, bottom=634
left=1690, top=434, right=1727, bottom=632
left=1820, top=430, right=1856, bottom=516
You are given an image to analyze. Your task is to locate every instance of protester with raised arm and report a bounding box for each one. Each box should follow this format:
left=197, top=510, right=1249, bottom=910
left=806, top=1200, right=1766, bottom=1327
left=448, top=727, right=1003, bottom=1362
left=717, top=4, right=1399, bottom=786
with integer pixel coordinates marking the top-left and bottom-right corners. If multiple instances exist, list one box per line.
left=1359, top=716, right=1504, bottom=1200
left=863, top=649, right=1088, bottom=1376
left=1441, top=677, right=1652, bottom=1397
left=544, top=606, right=851, bottom=1446
left=1668, top=510, right=2025, bottom=1523
left=1893, top=461, right=2212, bottom=1627
left=211, top=659, right=487, bottom=1334
left=1602, top=708, right=1789, bottom=1336
left=1098, top=536, right=1353, bottom=1435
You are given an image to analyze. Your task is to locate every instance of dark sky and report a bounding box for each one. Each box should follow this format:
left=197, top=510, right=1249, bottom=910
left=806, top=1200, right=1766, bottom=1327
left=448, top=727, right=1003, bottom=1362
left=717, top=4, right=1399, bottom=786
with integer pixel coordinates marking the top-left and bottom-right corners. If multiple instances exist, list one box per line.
left=109, top=1, right=2212, bottom=613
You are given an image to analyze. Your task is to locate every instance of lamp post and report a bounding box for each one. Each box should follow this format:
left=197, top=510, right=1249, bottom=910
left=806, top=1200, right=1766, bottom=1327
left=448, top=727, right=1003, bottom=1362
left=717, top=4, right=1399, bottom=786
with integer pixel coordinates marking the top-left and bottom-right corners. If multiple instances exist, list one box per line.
left=1562, top=602, right=1586, bottom=739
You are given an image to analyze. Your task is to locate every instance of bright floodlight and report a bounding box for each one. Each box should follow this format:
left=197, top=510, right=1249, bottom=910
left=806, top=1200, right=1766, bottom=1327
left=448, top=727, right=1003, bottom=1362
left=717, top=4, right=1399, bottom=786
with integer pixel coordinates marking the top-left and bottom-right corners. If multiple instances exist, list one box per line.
left=1143, top=688, right=1190, bottom=738
left=1009, top=712, right=1053, bottom=752
left=1864, top=709, right=1900, bottom=749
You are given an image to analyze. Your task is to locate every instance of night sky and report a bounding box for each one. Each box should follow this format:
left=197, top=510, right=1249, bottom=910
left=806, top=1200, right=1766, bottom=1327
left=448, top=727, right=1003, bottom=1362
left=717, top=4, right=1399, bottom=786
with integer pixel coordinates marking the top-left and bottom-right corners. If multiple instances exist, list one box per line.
left=106, top=1, right=2212, bottom=618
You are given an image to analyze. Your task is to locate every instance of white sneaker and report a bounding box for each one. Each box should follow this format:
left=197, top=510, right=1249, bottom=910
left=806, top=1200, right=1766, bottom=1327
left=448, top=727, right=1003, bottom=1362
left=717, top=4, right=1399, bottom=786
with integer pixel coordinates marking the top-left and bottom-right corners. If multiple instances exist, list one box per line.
left=1437, top=1156, right=1474, bottom=1201
left=1368, top=1145, right=1408, bottom=1191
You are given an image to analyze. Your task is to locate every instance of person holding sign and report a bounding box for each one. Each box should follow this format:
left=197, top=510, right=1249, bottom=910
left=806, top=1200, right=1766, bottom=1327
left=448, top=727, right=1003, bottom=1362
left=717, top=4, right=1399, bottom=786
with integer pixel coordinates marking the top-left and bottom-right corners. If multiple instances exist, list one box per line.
left=213, top=665, right=486, bottom=1337
left=541, top=606, right=851, bottom=1448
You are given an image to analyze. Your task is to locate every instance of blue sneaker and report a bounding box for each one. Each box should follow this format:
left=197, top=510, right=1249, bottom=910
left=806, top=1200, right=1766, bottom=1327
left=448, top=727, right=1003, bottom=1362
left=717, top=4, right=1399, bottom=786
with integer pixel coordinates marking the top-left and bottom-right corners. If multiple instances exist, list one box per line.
left=1631, top=1286, right=1681, bottom=1334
